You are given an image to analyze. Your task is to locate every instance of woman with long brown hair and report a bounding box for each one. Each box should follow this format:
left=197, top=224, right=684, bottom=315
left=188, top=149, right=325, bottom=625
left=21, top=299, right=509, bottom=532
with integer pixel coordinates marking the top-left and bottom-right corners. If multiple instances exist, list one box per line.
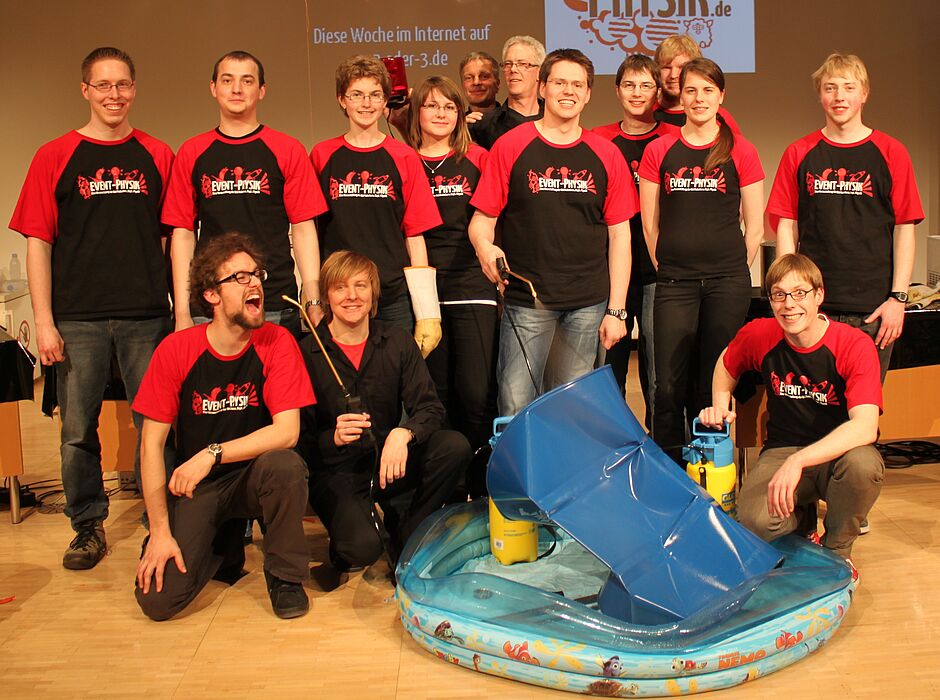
left=638, top=58, right=765, bottom=463
left=405, top=76, right=494, bottom=497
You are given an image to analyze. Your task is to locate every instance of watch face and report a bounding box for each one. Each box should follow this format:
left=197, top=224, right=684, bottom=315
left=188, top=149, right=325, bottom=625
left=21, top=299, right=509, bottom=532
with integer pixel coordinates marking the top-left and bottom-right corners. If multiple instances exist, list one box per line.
left=892, top=292, right=909, bottom=302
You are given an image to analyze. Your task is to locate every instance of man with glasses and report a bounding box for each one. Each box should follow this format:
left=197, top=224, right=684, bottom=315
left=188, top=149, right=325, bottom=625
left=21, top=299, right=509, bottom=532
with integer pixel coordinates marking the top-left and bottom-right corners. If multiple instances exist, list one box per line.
left=9, top=47, right=173, bottom=570
left=163, top=50, right=326, bottom=338
left=311, top=55, right=442, bottom=356
left=593, top=53, right=678, bottom=423
left=469, top=35, right=546, bottom=150
left=133, top=232, right=315, bottom=621
left=470, top=49, right=637, bottom=416
left=698, top=253, right=884, bottom=581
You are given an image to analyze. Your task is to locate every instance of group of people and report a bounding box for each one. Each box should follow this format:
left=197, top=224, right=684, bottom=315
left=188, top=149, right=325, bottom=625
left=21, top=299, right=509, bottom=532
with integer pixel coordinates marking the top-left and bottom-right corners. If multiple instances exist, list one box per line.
left=8, top=30, right=923, bottom=621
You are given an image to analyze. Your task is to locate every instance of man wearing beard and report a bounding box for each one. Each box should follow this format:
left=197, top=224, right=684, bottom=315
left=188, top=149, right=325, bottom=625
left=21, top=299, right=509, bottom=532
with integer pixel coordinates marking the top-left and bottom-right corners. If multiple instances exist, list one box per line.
left=132, top=232, right=315, bottom=621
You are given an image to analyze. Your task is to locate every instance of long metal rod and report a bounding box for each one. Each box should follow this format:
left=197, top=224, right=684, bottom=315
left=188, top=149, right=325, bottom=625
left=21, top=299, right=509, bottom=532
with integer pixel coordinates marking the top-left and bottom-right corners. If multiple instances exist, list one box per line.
left=281, top=295, right=348, bottom=397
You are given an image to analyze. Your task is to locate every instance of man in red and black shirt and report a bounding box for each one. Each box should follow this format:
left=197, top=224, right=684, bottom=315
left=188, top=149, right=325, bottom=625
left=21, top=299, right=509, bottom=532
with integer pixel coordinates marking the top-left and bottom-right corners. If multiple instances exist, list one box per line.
left=9, top=47, right=172, bottom=570
left=163, top=50, right=326, bottom=337
left=470, top=49, right=637, bottom=416
left=133, top=233, right=315, bottom=620
left=767, top=53, right=924, bottom=379
left=700, top=254, right=883, bottom=573
left=593, top=53, right=678, bottom=424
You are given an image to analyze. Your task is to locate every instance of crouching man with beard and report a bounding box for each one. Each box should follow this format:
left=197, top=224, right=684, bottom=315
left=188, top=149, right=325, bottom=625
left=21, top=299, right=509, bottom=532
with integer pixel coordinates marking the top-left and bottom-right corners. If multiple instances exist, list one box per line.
left=133, top=232, right=316, bottom=620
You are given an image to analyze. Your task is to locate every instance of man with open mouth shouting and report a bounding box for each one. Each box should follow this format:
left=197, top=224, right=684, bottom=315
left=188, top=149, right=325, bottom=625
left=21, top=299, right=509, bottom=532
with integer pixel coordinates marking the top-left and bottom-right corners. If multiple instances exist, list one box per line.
left=132, top=232, right=315, bottom=621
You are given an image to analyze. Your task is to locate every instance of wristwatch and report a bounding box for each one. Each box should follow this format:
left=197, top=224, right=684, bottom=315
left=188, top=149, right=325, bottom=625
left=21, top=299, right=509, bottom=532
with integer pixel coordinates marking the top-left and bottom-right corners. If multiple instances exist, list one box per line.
left=304, top=299, right=321, bottom=311
left=605, top=308, right=628, bottom=321
left=207, top=443, right=223, bottom=466
left=888, top=291, right=909, bottom=303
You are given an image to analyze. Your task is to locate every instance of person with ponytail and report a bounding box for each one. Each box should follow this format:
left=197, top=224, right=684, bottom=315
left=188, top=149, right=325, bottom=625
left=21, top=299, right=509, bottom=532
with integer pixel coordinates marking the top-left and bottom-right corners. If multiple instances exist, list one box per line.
left=405, top=76, right=494, bottom=497
left=638, top=58, right=764, bottom=464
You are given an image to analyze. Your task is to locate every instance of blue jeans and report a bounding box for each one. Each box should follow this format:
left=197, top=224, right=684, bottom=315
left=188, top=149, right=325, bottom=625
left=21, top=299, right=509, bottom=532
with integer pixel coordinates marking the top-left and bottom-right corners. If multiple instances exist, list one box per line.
left=498, top=301, right=605, bottom=416
left=58, top=316, right=170, bottom=529
left=598, top=282, right=656, bottom=429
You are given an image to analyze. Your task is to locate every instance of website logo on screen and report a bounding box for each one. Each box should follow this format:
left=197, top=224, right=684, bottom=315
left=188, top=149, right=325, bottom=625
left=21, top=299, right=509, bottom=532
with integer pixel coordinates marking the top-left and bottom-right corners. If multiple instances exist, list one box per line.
left=557, top=1, right=717, bottom=55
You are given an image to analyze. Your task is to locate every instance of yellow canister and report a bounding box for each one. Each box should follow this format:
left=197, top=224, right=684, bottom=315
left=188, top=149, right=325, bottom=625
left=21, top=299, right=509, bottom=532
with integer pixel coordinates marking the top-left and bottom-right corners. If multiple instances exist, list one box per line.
left=686, top=460, right=737, bottom=516
left=488, top=498, right=538, bottom=565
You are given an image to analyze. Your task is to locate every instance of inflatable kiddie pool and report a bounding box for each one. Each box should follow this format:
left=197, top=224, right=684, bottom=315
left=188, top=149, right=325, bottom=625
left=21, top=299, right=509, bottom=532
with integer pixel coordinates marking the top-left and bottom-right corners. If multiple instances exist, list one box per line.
left=395, top=368, right=855, bottom=696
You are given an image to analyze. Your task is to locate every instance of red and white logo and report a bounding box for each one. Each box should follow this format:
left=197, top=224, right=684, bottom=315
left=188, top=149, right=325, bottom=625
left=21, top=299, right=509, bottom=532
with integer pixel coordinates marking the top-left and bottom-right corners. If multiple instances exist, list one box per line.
left=77, top=167, right=148, bottom=199
left=200, top=167, right=271, bottom=199
left=192, top=382, right=259, bottom=415
left=527, top=166, right=597, bottom=194
left=557, top=2, right=719, bottom=56
left=329, top=171, right=397, bottom=200
left=429, top=174, right=472, bottom=198
left=770, top=371, right=840, bottom=406
left=805, top=168, right=873, bottom=198
left=664, top=165, right=726, bottom=193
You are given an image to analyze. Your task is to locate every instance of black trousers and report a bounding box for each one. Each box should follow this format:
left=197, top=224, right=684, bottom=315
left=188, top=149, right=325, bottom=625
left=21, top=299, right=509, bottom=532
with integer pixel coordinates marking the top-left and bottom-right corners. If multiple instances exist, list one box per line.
left=136, top=449, right=309, bottom=621
left=602, top=283, right=652, bottom=429
left=424, top=303, right=498, bottom=496
left=652, top=275, right=751, bottom=463
left=309, top=430, right=469, bottom=569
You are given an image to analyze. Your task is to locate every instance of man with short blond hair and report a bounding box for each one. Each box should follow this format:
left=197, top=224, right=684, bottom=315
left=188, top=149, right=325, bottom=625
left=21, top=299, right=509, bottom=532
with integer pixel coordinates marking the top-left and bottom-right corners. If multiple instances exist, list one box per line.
left=768, top=52, right=924, bottom=380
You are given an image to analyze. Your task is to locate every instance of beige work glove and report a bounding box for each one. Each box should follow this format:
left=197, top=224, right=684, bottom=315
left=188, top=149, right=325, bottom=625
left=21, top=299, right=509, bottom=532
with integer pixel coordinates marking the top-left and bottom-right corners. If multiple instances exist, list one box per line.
left=404, top=266, right=442, bottom=358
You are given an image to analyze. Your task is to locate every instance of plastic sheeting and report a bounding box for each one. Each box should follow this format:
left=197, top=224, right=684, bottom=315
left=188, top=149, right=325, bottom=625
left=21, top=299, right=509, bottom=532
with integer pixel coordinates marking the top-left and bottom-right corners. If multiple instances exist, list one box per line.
left=487, top=366, right=783, bottom=625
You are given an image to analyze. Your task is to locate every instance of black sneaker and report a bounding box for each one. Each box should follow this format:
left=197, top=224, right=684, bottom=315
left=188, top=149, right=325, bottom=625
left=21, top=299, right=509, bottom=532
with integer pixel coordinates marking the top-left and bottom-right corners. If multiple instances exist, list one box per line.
left=859, top=518, right=871, bottom=535
left=63, top=521, right=107, bottom=570
left=264, top=570, right=309, bottom=619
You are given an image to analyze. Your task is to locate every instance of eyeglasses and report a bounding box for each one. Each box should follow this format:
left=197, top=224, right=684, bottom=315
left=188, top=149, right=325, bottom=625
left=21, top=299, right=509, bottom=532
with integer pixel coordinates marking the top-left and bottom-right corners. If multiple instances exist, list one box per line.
left=344, top=91, right=386, bottom=104
left=619, top=81, right=657, bottom=93
left=500, top=60, right=539, bottom=71
left=545, top=78, right=588, bottom=92
left=84, top=80, right=135, bottom=93
left=421, top=102, right=459, bottom=114
left=769, top=288, right=815, bottom=303
left=216, top=269, right=268, bottom=286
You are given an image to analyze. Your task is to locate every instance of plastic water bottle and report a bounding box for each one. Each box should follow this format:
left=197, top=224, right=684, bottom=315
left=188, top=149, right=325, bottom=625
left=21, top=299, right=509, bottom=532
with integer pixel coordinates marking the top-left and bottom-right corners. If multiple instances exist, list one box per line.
left=9, top=253, right=21, bottom=280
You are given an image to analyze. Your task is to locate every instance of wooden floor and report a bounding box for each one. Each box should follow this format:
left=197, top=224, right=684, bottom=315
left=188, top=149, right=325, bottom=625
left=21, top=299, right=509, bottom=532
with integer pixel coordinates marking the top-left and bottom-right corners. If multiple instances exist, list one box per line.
left=2, top=369, right=939, bottom=699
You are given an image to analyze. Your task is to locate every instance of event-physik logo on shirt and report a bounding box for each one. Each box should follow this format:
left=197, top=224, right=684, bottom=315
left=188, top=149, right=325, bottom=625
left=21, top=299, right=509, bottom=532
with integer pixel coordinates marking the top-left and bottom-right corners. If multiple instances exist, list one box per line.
left=200, top=167, right=271, bottom=199
left=329, top=171, right=398, bottom=200
left=527, top=166, right=597, bottom=195
left=192, top=383, right=260, bottom=415
left=77, top=167, right=148, bottom=199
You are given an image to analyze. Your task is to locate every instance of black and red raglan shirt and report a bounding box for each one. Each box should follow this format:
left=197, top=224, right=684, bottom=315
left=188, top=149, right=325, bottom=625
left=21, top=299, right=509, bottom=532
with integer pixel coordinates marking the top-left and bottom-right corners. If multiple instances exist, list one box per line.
left=9, top=129, right=172, bottom=321
left=766, top=130, right=924, bottom=313
left=470, top=122, right=638, bottom=310
left=311, top=135, right=442, bottom=303
left=723, top=317, right=882, bottom=449
left=133, top=323, right=315, bottom=478
left=162, top=126, right=326, bottom=310
left=638, top=131, right=764, bottom=280
left=593, top=121, right=679, bottom=289
left=418, top=143, right=494, bottom=303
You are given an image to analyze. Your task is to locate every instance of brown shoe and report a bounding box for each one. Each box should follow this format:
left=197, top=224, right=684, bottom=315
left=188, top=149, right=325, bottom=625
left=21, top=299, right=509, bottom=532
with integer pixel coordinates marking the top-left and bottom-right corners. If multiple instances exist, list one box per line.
left=63, top=522, right=106, bottom=570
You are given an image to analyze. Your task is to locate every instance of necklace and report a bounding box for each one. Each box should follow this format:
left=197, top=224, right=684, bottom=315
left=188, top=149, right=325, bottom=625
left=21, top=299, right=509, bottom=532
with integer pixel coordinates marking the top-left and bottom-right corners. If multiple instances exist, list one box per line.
left=421, top=153, right=450, bottom=174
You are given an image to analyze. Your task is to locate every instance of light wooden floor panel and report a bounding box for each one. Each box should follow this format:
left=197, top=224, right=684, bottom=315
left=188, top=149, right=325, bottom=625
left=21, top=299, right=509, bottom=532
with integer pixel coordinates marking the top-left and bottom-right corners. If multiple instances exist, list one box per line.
left=2, top=371, right=939, bottom=699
